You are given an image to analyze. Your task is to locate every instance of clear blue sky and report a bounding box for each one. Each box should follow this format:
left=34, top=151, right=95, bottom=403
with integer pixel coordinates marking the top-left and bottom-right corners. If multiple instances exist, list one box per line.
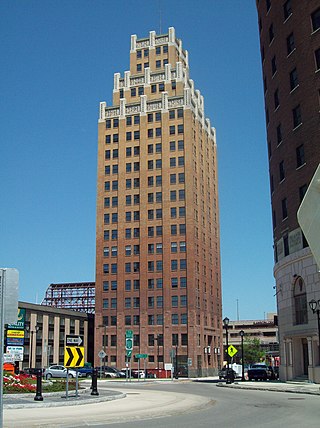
left=1, top=0, right=275, bottom=321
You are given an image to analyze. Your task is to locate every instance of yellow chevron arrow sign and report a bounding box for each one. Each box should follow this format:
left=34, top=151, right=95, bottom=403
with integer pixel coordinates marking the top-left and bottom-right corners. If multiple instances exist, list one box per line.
left=64, top=346, right=85, bottom=368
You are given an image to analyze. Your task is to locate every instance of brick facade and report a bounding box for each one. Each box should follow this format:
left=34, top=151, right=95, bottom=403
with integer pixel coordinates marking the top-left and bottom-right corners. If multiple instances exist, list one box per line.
left=95, top=28, right=223, bottom=376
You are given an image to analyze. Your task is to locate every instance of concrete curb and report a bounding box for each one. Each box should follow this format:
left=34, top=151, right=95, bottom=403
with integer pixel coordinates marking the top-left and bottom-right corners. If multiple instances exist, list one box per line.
left=216, top=382, right=320, bottom=396
left=3, top=390, right=126, bottom=409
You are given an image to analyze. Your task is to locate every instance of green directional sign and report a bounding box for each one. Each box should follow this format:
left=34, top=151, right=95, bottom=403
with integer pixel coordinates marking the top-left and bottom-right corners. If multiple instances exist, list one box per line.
left=126, top=330, right=133, bottom=339
left=126, top=350, right=132, bottom=358
left=126, top=337, right=133, bottom=350
left=135, top=353, right=148, bottom=359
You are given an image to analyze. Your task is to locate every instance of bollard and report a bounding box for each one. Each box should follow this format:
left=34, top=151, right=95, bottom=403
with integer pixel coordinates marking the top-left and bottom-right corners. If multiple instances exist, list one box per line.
left=34, top=368, right=44, bottom=401
left=91, top=367, right=99, bottom=396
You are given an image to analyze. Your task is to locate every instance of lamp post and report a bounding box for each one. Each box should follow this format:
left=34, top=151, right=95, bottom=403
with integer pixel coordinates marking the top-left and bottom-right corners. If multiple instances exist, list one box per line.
left=239, top=330, right=245, bottom=381
left=26, top=325, right=39, bottom=369
left=223, top=317, right=232, bottom=384
left=154, top=335, right=160, bottom=369
left=309, top=299, right=320, bottom=363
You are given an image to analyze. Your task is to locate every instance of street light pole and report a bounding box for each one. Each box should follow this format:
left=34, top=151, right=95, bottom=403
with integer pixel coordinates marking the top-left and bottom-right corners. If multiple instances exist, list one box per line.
left=239, top=330, right=245, bottom=381
left=309, top=299, right=320, bottom=364
left=27, top=325, right=39, bottom=368
left=223, top=317, right=232, bottom=384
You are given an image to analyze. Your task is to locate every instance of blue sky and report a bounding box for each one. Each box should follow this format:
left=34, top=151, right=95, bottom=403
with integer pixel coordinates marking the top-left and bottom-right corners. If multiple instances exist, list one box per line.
left=1, top=0, right=275, bottom=320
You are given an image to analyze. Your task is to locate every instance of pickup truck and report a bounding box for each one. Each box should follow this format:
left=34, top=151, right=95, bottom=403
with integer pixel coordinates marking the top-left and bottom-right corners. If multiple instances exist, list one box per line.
left=247, top=364, right=272, bottom=381
left=78, top=366, right=93, bottom=378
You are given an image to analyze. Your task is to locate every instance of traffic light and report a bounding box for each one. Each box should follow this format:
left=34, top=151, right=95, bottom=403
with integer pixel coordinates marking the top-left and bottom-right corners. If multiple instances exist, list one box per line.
left=125, top=337, right=133, bottom=351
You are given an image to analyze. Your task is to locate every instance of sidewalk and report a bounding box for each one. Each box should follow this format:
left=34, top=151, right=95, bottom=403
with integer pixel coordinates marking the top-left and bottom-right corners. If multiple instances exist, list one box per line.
left=197, top=376, right=320, bottom=395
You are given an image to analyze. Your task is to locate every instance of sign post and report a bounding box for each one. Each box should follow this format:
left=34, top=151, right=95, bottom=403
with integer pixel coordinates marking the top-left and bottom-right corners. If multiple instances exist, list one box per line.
left=98, top=350, right=106, bottom=378
left=125, top=330, right=133, bottom=381
left=0, top=268, right=19, bottom=428
left=64, top=335, right=85, bottom=398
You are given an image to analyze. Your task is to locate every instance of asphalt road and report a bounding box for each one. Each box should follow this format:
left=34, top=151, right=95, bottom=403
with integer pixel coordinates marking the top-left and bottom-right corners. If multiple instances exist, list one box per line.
left=94, top=381, right=320, bottom=428
left=4, top=381, right=320, bottom=427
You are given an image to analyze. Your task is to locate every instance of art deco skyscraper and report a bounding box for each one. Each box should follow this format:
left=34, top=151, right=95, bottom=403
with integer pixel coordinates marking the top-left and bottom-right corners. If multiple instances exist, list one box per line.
left=95, top=27, right=222, bottom=376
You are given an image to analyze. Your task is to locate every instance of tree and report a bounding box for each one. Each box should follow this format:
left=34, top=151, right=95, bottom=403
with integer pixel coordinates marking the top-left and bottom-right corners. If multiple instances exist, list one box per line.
left=243, top=338, right=265, bottom=364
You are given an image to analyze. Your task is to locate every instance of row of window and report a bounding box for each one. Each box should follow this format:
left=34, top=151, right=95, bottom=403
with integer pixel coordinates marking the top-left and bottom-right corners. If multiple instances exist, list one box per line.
left=105, top=125, right=184, bottom=144
left=103, top=258, right=187, bottom=275
left=101, top=332, right=188, bottom=349
left=136, top=45, right=168, bottom=59
left=101, top=312, right=187, bottom=331
left=104, top=190, right=185, bottom=207
left=266, top=103, right=302, bottom=130
left=103, top=209, right=185, bottom=237
left=260, top=2, right=319, bottom=32
left=102, top=295, right=187, bottom=310
left=103, top=276, right=187, bottom=292
left=136, top=58, right=168, bottom=72
left=117, top=81, right=172, bottom=99
left=103, top=241, right=186, bottom=258
left=103, top=223, right=186, bottom=241
left=270, top=144, right=305, bottom=190
left=105, top=142, right=185, bottom=161
left=108, top=110, right=181, bottom=127
left=272, top=183, right=307, bottom=229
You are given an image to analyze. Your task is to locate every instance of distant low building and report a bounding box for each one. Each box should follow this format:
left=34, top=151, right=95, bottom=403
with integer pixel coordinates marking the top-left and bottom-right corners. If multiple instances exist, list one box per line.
left=223, top=313, right=279, bottom=364
left=6, top=301, right=94, bottom=370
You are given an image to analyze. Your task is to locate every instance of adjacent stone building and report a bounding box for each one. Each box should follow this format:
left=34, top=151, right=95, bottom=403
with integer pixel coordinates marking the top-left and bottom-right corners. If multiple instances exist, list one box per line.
left=95, top=27, right=222, bottom=376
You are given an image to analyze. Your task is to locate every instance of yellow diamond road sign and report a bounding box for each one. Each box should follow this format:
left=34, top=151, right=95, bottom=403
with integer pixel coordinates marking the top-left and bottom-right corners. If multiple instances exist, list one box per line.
left=228, top=345, right=238, bottom=358
left=64, top=346, right=85, bottom=368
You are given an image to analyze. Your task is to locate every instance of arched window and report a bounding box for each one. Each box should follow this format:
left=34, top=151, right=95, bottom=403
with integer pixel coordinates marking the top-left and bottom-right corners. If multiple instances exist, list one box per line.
left=293, top=276, right=308, bottom=325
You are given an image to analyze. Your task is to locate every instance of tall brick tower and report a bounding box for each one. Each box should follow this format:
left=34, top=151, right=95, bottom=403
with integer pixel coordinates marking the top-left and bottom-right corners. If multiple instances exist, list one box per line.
left=95, top=27, right=222, bottom=376
left=256, top=1, right=320, bottom=382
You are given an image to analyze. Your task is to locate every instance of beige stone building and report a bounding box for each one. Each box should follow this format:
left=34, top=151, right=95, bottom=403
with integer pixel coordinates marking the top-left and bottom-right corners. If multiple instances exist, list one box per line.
left=95, top=27, right=222, bottom=376
left=13, top=302, right=93, bottom=369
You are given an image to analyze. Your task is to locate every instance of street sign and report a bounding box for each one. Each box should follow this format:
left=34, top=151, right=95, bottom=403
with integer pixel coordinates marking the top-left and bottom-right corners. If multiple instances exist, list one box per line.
left=6, top=346, right=24, bottom=362
left=228, top=345, right=238, bottom=358
left=7, top=308, right=26, bottom=330
left=0, top=268, right=19, bottom=324
left=6, top=330, right=24, bottom=338
left=64, top=346, right=85, bottom=368
left=126, top=350, right=132, bottom=358
left=3, top=353, right=14, bottom=363
left=135, top=353, right=148, bottom=359
left=98, top=350, right=106, bottom=359
left=125, top=337, right=133, bottom=350
left=126, top=330, right=133, bottom=338
left=6, top=337, right=24, bottom=346
left=66, top=335, right=84, bottom=347
left=297, top=163, right=320, bottom=268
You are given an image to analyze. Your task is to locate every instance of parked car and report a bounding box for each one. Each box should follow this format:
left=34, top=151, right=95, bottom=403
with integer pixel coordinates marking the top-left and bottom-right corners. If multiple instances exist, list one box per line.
left=247, top=364, right=272, bottom=381
left=44, top=365, right=77, bottom=380
left=78, top=366, right=93, bottom=378
left=131, top=369, right=145, bottom=378
left=97, top=366, right=120, bottom=378
left=218, top=367, right=236, bottom=380
left=115, top=368, right=126, bottom=378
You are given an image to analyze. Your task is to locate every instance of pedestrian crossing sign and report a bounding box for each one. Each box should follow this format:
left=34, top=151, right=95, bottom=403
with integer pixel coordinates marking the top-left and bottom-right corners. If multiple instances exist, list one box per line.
left=228, top=345, right=238, bottom=358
